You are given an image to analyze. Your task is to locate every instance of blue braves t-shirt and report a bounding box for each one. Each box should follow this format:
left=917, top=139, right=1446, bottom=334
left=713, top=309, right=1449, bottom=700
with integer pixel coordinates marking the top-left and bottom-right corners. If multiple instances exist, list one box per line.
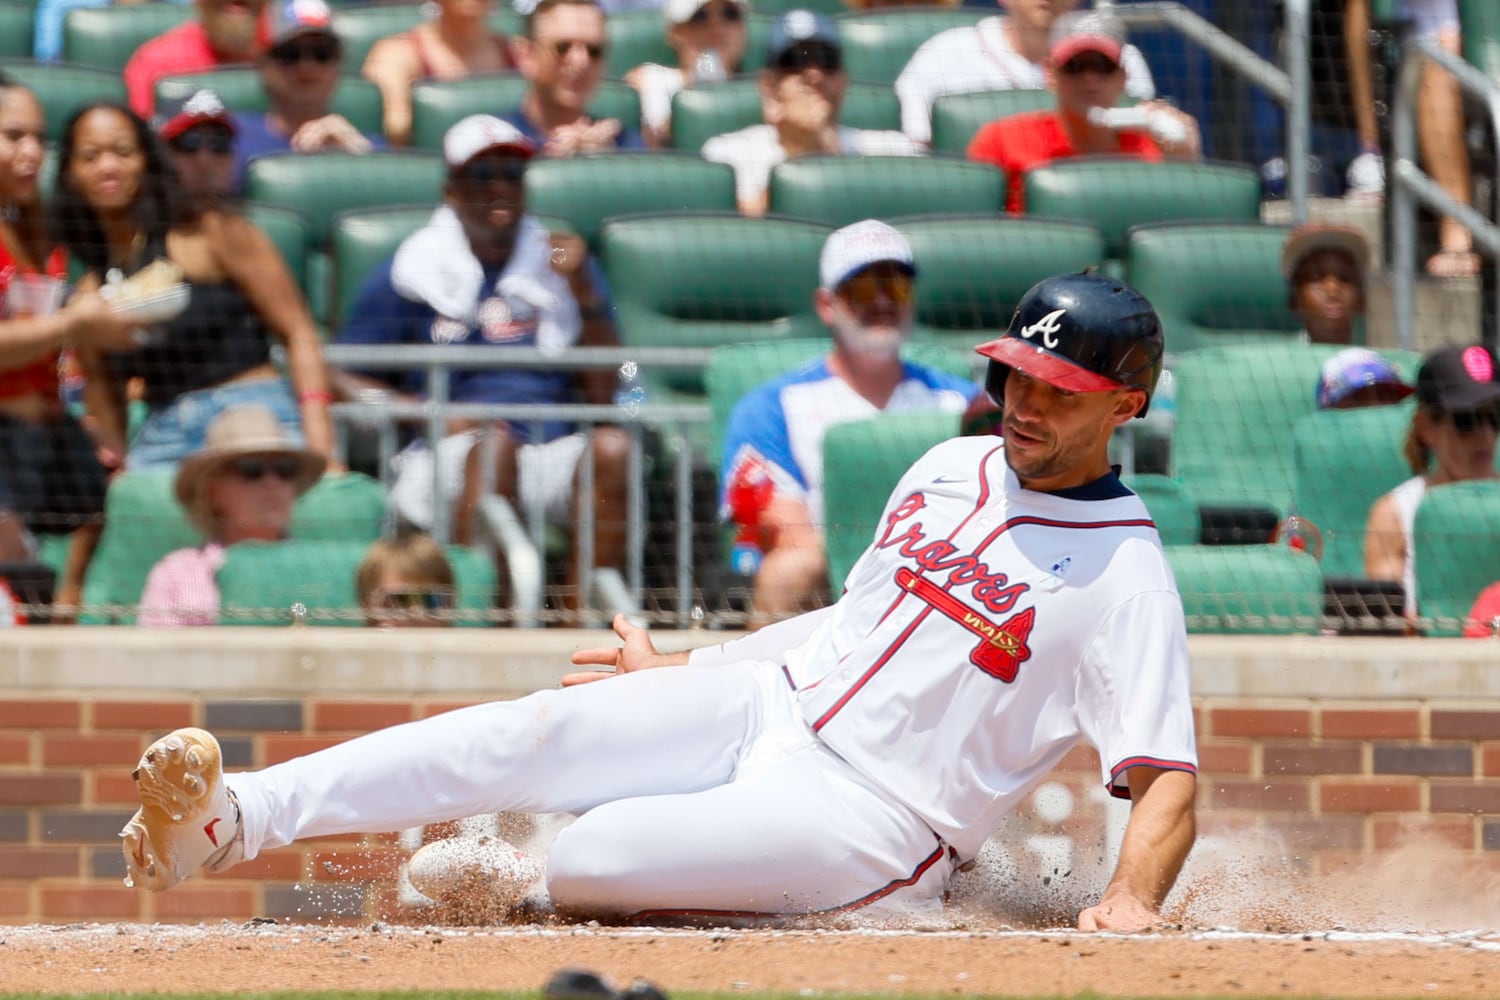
left=231, top=111, right=388, bottom=193
left=500, top=104, right=646, bottom=151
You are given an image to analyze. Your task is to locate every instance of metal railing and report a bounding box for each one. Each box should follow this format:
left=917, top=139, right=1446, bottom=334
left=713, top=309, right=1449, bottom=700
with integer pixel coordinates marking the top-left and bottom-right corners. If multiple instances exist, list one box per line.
left=1389, top=36, right=1500, bottom=349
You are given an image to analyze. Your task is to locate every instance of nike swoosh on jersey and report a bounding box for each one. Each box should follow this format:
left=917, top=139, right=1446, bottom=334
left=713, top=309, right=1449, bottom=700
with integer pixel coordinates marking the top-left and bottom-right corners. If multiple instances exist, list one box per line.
left=930, top=475, right=965, bottom=484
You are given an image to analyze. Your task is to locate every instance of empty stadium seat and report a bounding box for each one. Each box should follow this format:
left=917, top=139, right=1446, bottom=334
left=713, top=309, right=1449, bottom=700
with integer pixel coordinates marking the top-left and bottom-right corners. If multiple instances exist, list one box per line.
left=1461, top=0, right=1500, bottom=82
left=1023, top=158, right=1263, bottom=257
left=0, top=60, right=125, bottom=142
left=328, top=203, right=433, bottom=328
left=1126, top=222, right=1304, bottom=354
left=407, top=74, right=642, bottom=151
left=523, top=153, right=736, bottom=250
left=891, top=214, right=1105, bottom=350
left=928, top=88, right=1054, bottom=155
left=1164, top=544, right=1324, bottom=634
left=156, top=70, right=385, bottom=136
left=244, top=151, right=445, bottom=251
left=767, top=155, right=1005, bottom=228
left=0, top=4, right=36, bottom=60
left=1123, top=474, right=1200, bottom=547
left=757, top=0, right=844, bottom=16
left=835, top=7, right=986, bottom=85
left=669, top=77, right=901, bottom=151
left=1413, top=480, right=1500, bottom=636
left=62, top=2, right=192, bottom=71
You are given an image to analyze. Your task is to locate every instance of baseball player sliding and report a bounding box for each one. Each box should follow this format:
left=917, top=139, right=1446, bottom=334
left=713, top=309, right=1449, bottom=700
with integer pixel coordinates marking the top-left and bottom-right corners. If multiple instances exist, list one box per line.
left=120, top=273, right=1198, bottom=931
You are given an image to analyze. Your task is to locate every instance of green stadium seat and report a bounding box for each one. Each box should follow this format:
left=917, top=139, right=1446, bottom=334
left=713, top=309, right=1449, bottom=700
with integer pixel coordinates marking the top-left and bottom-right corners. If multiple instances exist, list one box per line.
left=1125, top=222, right=1305, bottom=354
left=1460, top=0, right=1500, bottom=83
left=835, top=8, right=986, bottom=86
left=62, top=2, right=192, bottom=72
left=217, top=539, right=494, bottom=627
left=756, top=0, right=843, bottom=16
left=244, top=151, right=445, bottom=251
left=0, top=4, right=36, bottom=60
left=156, top=70, right=386, bottom=135
left=928, top=88, right=1053, bottom=155
left=242, top=202, right=311, bottom=301
left=669, top=77, right=900, bottom=152
left=0, top=60, right=125, bottom=142
left=1163, top=544, right=1324, bottom=634
left=821, top=409, right=961, bottom=589
left=891, top=214, right=1105, bottom=350
left=605, top=10, right=773, bottom=78
left=767, top=155, right=1005, bottom=229
left=333, top=3, right=424, bottom=74
left=1413, top=480, right=1500, bottom=635
left=1024, top=158, right=1263, bottom=258
left=1292, top=399, right=1416, bottom=580
left=328, top=203, right=433, bottom=328
left=523, top=153, right=736, bottom=250
left=407, top=74, right=641, bottom=151
left=1123, top=474, right=1200, bottom=547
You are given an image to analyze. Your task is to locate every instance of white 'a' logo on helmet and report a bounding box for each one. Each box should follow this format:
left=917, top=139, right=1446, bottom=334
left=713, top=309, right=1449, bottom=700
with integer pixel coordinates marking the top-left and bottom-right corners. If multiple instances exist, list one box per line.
left=1019, top=308, right=1066, bottom=349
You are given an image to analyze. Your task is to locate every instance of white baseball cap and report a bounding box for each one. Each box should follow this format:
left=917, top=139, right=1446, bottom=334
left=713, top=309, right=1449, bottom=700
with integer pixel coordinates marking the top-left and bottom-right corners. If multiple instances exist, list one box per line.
left=819, top=220, right=916, bottom=291
left=442, top=114, right=536, bottom=171
left=663, top=0, right=748, bottom=26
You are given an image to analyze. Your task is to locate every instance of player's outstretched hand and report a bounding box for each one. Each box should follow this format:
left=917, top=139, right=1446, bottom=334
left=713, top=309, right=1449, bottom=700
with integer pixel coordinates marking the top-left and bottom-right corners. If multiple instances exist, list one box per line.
left=564, top=613, right=685, bottom=686
left=1076, top=892, right=1163, bottom=932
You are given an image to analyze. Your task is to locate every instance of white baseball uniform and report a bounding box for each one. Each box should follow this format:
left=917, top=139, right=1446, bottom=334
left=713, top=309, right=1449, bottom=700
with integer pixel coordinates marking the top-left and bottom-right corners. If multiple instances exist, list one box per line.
left=224, top=436, right=1197, bottom=919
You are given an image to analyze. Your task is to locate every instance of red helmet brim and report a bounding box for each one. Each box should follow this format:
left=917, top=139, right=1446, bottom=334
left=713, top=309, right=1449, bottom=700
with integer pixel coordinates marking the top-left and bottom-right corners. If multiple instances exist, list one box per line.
left=975, top=336, right=1125, bottom=393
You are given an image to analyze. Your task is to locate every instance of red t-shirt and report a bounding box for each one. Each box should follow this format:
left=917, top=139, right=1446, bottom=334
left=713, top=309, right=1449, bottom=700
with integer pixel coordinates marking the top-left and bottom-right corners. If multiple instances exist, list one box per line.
left=0, top=241, right=68, bottom=402
left=124, top=21, right=242, bottom=118
left=1464, top=582, right=1500, bottom=638
left=967, top=109, right=1163, bottom=213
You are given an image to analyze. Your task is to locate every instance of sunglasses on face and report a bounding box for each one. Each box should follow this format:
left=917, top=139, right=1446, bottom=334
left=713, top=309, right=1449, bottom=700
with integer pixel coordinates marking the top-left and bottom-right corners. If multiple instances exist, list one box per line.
left=837, top=268, right=914, bottom=308
left=688, top=3, right=742, bottom=25
left=456, top=157, right=527, bottom=186
left=379, top=587, right=455, bottom=613
left=775, top=42, right=842, bottom=73
left=1059, top=53, right=1121, bottom=76
left=170, top=128, right=234, bottom=155
left=550, top=38, right=606, bottom=61
left=269, top=38, right=341, bottom=66
left=1445, top=406, right=1500, bottom=434
left=230, top=456, right=300, bottom=482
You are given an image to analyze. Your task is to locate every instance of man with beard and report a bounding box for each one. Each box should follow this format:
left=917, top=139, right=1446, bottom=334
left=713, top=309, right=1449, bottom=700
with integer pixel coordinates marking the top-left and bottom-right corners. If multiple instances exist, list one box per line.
left=719, top=220, right=974, bottom=623
left=125, top=0, right=268, bottom=118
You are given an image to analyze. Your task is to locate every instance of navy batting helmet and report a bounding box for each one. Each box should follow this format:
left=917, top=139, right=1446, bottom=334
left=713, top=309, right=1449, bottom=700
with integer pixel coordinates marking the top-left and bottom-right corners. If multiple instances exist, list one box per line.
left=975, top=272, right=1164, bottom=418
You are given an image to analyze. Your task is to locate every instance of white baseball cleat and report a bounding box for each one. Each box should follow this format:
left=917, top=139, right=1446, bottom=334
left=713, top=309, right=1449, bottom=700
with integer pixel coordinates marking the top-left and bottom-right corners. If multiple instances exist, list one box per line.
left=407, top=835, right=543, bottom=922
left=120, top=727, right=243, bottom=892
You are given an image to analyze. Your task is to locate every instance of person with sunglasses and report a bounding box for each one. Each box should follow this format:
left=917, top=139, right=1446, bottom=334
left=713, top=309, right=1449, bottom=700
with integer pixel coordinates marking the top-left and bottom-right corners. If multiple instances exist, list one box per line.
left=702, top=10, right=918, bottom=216
left=966, top=11, right=1199, bottom=214
left=124, top=0, right=270, bottom=118
left=356, top=532, right=457, bottom=628
left=502, top=0, right=645, bottom=157
left=719, top=221, right=974, bottom=623
left=156, top=89, right=240, bottom=212
left=138, top=404, right=325, bottom=627
left=1365, top=344, right=1500, bottom=621
left=625, top=0, right=750, bottom=148
left=229, top=0, right=386, bottom=191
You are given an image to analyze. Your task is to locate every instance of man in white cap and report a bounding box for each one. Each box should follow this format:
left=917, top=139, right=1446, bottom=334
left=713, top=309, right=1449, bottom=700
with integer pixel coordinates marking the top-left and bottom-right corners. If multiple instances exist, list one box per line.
left=334, top=115, right=630, bottom=607
left=720, top=219, right=974, bottom=622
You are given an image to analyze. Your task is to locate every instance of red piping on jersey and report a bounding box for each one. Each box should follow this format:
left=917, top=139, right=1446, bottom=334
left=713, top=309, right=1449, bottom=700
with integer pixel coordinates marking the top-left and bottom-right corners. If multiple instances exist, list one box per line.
left=1106, top=756, right=1198, bottom=800
left=624, top=842, right=948, bottom=923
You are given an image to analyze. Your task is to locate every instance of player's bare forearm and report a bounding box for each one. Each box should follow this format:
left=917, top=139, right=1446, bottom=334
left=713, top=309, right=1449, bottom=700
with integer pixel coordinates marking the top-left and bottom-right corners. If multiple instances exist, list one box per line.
left=1077, top=767, right=1196, bottom=932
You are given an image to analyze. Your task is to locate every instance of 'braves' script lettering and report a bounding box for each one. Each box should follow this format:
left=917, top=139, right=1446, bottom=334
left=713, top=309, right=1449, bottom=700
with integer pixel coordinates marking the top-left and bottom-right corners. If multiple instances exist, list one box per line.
left=876, top=494, right=1030, bottom=614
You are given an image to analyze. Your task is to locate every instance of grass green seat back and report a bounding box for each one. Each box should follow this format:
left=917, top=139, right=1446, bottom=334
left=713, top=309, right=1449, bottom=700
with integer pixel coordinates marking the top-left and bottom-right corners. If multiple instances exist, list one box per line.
left=0, top=61, right=125, bottom=142
left=1460, top=0, right=1500, bottom=82
left=242, top=202, right=310, bottom=300
left=768, top=155, right=1005, bottom=229
left=0, top=4, right=36, bottom=59
left=757, top=0, right=843, bottom=15
left=606, top=10, right=774, bottom=78
left=1024, top=158, right=1263, bottom=258
left=892, top=214, right=1105, bottom=350
left=1123, top=474, right=1199, bottom=547
left=407, top=75, right=641, bottom=151
left=332, top=3, right=422, bottom=72
left=1292, top=399, right=1416, bottom=580
left=928, top=88, right=1054, bottom=154
left=329, top=204, right=433, bottom=328
left=835, top=8, right=987, bottom=85
left=1163, top=544, right=1323, bottom=634
left=244, top=151, right=445, bottom=252
left=62, top=2, right=192, bottom=71
left=523, top=153, right=736, bottom=250
left=822, top=409, right=961, bottom=589
left=670, top=78, right=898, bottom=152
left=217, top=539, right=494, bottom=627
left=600, top=213, right=831, bottom=396
left=1413, top=480, right=1500, bottom=636
left=1126, top=222, right=1306, bottom=354
left=156, top=70, right=385, bottom=135
left=289, top=471, right=387, bottom=541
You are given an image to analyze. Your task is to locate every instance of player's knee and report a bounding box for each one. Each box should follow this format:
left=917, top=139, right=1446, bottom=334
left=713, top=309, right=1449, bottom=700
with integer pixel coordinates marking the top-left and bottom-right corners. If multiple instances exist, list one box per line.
left=544, top=819, right=639, bottom=913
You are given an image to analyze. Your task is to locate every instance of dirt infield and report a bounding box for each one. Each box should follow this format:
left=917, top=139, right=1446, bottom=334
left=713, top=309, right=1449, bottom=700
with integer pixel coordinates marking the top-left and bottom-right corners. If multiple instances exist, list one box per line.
left=3, top=923, right=1500, bottom=997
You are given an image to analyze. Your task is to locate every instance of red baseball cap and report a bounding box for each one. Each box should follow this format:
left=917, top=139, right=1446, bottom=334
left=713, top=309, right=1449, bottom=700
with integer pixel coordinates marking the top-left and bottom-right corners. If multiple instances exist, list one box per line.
left=155, top=89, right=236, bottom=142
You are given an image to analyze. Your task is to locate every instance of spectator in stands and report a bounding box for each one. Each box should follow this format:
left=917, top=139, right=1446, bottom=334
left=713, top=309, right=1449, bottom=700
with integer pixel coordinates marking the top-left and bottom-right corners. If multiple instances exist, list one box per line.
left=895, top=0, right=1155, bottom=146
left=1283, top=223, right=1369, bottom=346
left=502, top=0, right=645, bottom=156
left=1365, top=343, right=1500, bottom=619
left=1344, top=0, right=1477, bottom=276
left=51, top=102, right=337, bottom=469
left=357, top=533, right=457, bottom=628
left=156, top=89, right=238, bottom=212
left=625, top=0, right=750, bottom=148
left=1463, top=581, right=1500, bottom=638
left=363, top=0, right=517, bottom=148
left=138, top=404, right=325, bottom=626
left=1315, top=348, right=1414, bottom=411
left=334, top=115, right=630, bottom=608
left=702, top=10, right=920, bottom=216
left=720, top=220, right=973, bottom=622
left=124, top=0, right=269, bottom=118
left=966, top=11, right=1199, bottom=214
left=0, top=79, right=144, bottom=612
left=232, top=0, right=385, bottom=190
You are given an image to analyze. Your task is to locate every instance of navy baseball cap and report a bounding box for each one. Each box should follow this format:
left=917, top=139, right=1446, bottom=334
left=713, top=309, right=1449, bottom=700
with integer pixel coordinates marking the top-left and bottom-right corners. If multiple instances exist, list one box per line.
left=766, top=9, right=840, bottom=67
left=155, top=88, right=236, bottom=141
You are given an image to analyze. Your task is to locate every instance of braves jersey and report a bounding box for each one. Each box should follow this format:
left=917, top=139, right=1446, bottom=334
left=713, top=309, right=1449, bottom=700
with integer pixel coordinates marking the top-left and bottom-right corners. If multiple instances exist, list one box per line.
left=781, top=435, right=1197, bottom=861
left=720, top=358, right=974, bottom=531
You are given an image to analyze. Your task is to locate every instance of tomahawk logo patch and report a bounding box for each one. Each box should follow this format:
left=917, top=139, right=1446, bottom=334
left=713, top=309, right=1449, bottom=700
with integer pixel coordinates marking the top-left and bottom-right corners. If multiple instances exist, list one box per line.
left=1019, top=308, right=1066, bottom=349
left=896, top=568, right=1034, bottom=682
